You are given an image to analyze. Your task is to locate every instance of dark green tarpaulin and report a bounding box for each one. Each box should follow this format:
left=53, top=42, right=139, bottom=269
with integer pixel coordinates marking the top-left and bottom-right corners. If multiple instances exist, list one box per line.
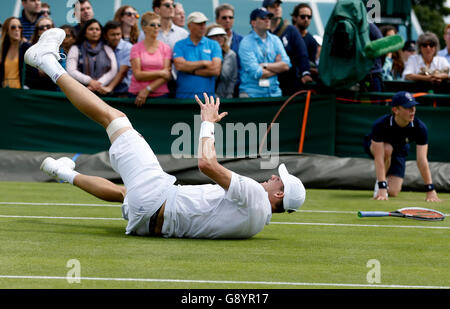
left=1, top=88, right=450, bottom=162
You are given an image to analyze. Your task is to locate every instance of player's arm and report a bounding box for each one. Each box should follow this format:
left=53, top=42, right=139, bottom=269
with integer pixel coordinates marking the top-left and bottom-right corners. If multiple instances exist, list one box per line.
left=371, top=140, right=388, bottom=200
left=416, top=144, right=441, bottom=202
left=195, top=93, right=232, bottom=190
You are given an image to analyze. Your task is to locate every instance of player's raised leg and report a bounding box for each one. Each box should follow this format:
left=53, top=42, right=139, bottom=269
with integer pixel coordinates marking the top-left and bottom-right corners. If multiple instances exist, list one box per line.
left=24, top=28, right=130, bottom=143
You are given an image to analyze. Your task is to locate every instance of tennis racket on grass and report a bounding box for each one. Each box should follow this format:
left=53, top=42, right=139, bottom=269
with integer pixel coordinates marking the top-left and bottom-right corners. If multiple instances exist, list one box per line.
left=358, top=207, right=445, bottom=221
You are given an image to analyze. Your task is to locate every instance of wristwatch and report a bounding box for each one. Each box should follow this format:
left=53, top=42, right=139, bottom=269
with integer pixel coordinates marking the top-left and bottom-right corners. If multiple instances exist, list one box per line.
left=146, top=85, right=152, bottom=92
left=263, top=63, right=268, bottom=69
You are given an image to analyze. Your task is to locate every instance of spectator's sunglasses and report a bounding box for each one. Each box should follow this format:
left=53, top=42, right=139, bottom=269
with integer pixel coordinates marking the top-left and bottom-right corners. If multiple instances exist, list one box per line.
left=221, top=16, right=234, bottom=20
left=10, top=25, right=23, bottom=30
left=421, top=42, right=436, bottom=48
left=38, top=24, right=53, bottom=31
left=142, top=21, right=161, bottom=28
left=162, top=3, right=175, bottom=8
left=123, top=11, right=139, bottom=18
left=41, top=10, right=51, bottom=15
left=299, top=14, right=312, bottom=20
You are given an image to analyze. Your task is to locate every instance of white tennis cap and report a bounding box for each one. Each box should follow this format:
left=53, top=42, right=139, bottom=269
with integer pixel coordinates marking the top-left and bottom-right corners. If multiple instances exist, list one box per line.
left=207, top=27, right=226, bottom=37
left=187, top=12, right=208, bottom=24
left=278, top=163, right=306, bottom=212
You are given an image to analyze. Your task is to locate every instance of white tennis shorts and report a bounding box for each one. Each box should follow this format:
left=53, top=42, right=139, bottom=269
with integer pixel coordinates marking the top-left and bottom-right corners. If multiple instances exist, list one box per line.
left=109, top=129, right=176, bottom=235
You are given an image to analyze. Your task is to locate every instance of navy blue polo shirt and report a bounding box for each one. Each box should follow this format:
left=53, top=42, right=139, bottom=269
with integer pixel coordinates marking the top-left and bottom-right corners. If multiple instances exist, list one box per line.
left=367, top=114, right=428, bottom=157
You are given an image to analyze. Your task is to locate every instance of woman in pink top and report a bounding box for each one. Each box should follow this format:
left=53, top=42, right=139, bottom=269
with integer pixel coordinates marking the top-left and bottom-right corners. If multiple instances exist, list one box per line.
left=130, top=12, right=172, bottom=106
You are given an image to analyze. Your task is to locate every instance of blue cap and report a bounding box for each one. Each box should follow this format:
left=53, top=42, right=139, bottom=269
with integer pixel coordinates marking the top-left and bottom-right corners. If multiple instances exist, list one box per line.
left=250, top=8, right=274, bottom=21
left=262, top=0, right=282, bottom=7
left=391, top=91, right=419, bottom=108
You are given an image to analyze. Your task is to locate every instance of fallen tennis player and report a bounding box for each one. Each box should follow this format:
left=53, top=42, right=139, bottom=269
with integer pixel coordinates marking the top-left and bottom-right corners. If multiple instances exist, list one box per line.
left=25, top=28, right=306, bottom=239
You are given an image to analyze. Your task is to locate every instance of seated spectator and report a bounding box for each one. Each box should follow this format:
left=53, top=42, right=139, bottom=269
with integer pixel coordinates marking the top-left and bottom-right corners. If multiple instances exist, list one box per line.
left=206, top=24, right=238, bottom=99
left=0, top=17, right=28, bottom=89
left=60, top=25, right=77, bottom=55
left=238, top=8, right=291, bottom=98
left=129, top=12, right=172, bottom=106
left=173, top=12, right=222, bottom=99
left=403, top=31, right=450, bottom=84
left=113, top=5, right=139, bottom=44
left=380, top=25, right=398, bottom=81
left=385, top=40, right=416, bottom=81
left=25, top=16, right=60, bottom=90
left=74, top=0, right=95, bottom=36
left=438, top=24, right=450, bottom=63
left=66, top=19, right=118, bottom=94
left=102, top=21, right=132, bottom=97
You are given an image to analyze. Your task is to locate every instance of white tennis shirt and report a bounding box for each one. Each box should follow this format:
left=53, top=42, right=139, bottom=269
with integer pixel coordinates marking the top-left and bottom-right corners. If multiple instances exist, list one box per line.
left=162, top=172, right=272, bottom=239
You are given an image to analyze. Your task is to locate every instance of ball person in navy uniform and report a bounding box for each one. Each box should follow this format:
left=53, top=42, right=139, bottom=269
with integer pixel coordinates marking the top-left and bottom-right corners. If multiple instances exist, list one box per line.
left=364, top=91, right=441, bottom=202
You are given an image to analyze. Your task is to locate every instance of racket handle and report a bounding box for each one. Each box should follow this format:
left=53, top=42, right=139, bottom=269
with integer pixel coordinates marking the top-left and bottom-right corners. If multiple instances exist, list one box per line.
left=358, top=211, right=390, bottom=218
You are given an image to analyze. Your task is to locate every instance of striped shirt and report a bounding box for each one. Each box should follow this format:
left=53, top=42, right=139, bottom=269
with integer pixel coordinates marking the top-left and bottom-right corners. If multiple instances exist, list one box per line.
left=19, top=10, right=41, bottom=41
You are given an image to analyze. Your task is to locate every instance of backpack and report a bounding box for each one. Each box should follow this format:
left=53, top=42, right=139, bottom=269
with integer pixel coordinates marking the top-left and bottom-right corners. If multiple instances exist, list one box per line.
left=319, top=0, right=374, bottom=89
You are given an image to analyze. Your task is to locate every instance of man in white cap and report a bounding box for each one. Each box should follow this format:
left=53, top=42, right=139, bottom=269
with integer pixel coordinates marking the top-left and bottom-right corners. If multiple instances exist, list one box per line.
left=25, top=28, right=306, bottom=239
left=173, top=12, right=223, bottom=99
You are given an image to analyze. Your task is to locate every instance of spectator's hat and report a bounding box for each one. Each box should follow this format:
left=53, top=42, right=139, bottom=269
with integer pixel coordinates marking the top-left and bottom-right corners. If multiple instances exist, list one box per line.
left=391, top=91, right=419, bottom=108
left=403, top=40, right=416, bottom=52
left=207, top=27, right=227, bottom=37
left=262, top=0, right=282, bottom=7
left=278, top=164, right=306, bottom=212
left=187, top=12, right=208, bottom=24
left=250, top=8, right=274, bottom=21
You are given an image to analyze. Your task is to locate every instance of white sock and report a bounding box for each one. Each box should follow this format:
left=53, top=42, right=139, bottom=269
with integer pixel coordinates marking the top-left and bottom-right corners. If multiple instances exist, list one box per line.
left=58, top=167, right=79, bottom=185
left=40, top=54, right=67, bottom=84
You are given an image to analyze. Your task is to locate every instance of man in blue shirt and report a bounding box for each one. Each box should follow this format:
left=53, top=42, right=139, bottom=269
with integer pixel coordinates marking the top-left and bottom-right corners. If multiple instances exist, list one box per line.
left=438, top=24, right=450, bottom=64
left=265, top=0, right=311, bottom=96
left=238, top=8, right=291, bottom=98
left=19, top=0, right=42, bottom=41
left=173, top=12, right=222, bottom=99
left=103, top=21, right=132, bottom=97
left=364, top=92, right=440, bottom=202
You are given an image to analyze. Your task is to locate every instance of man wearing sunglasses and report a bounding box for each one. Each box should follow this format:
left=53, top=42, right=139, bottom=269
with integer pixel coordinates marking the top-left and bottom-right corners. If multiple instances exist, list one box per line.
left=291, top=3, right=318, bottom=66
left=139, top=0, right=188, bottom=49
left=19, top=0, right=42, bottom=41
left=264, top=0, right=311, bottom=95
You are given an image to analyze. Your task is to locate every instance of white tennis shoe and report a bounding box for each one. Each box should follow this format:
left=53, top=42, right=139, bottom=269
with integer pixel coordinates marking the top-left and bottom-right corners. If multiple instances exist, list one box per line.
left=40, top=157, right=76, bottom=182
left=24, top=28, right=66, bottom=69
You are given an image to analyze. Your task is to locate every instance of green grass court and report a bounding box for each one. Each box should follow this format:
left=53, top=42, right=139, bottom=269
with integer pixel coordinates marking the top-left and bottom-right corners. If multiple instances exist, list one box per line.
left=0, top=181, right=448, bottom=289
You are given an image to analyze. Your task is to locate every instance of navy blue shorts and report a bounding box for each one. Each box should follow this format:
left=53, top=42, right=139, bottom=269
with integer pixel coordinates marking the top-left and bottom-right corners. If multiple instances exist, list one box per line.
left=364, top=139, right=406, bottom=178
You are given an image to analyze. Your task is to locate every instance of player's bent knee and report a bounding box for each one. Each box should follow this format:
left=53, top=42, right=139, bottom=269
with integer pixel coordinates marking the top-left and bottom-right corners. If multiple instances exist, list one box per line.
left=106, top=116, right=133, bottom=142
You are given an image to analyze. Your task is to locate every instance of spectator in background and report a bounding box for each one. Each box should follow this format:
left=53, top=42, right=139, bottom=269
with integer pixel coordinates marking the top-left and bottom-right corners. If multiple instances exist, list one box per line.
left=438, top=24, right=450, bottom=63
left=60, top=25, right=77, bottom=55
left=215, top=4, right=243, bottom=58
left=173, top=12, right=222, bottom=99
left=206, top=24, right=238, bottom=99
left=139, top=0, right=188, bottom=49
left=215, top=3, right=244, bottom=97
left=291, top=3, right=318, bottom=68
left=313, top=34, right=322, bottom=65
left=403, top=31, right=450, bottom=84
left=129, top=12, right=172, bottom=106
left=265, top=0, right=312, bottom=96
left=67, top=19, right=117, bottom=94
left=102, top=21, right=132, bottom=98
left=25, top=16, right=59, bottom=90
left=380, top=25, right=398, bottom=81
left=173, top=2, right=185, bottom=28
left=19, top=0, right=42, bottom=41
left=74, top=0, right=95, bottom=35
left=0, top=17, right=28, bottom=89
left=40, top=3, right=51, bottom=18
left=238, top=8, right=290, bottom=98
left=113, top=5, right=139, bottom=44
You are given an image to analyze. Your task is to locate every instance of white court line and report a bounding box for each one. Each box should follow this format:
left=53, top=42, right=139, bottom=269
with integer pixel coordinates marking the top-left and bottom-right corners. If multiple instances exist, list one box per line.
left=1, top=203, right=448, bottom=216
left=0, top=275, right=448, bottom=289
left=0, top=214, right=448, bottom=229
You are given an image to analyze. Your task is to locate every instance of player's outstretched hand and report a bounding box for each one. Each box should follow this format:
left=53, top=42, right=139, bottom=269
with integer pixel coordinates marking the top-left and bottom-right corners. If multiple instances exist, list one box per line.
left=195, top=93, right=228, bottom=123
